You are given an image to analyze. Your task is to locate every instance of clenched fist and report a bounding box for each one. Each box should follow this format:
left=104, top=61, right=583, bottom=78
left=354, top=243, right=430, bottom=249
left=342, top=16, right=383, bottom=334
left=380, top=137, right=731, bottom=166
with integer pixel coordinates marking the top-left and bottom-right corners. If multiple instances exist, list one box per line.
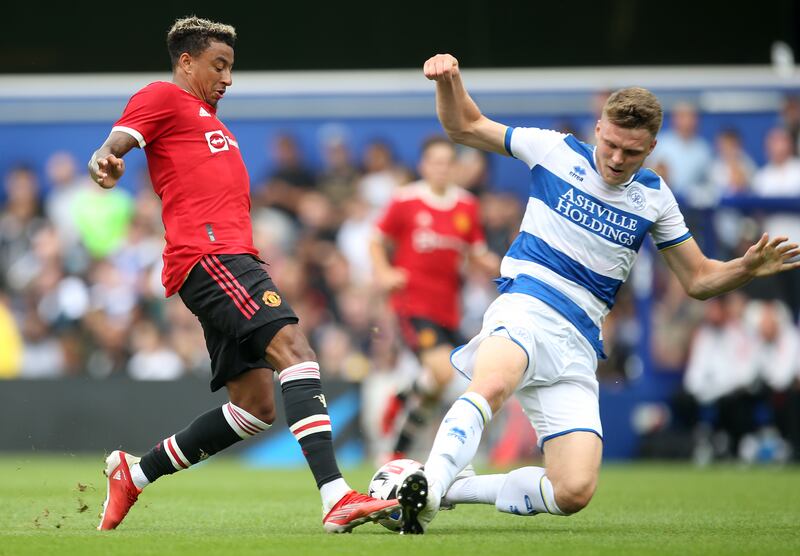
left=423, top=54, right=460, bottom=81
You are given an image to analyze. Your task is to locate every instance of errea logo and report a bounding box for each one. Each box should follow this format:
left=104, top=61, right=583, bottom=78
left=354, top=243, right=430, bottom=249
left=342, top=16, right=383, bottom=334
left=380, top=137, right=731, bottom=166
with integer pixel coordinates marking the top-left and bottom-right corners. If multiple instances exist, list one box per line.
left=569, top=165, right=586, bottom=182
left=205, top=130, right=229, bottom=153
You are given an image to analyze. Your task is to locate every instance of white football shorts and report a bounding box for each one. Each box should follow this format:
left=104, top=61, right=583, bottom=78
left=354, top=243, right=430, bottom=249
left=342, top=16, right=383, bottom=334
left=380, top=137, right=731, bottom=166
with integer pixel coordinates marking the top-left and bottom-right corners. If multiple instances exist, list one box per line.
left=450, top=292, right=603, bottom=448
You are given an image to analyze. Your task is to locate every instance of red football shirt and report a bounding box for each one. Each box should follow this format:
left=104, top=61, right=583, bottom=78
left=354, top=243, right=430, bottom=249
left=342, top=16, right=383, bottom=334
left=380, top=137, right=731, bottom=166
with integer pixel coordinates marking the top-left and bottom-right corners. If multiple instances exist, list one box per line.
left=113, top=81, right=257, bottom=296
left=376, top=182, right=486, bottom=329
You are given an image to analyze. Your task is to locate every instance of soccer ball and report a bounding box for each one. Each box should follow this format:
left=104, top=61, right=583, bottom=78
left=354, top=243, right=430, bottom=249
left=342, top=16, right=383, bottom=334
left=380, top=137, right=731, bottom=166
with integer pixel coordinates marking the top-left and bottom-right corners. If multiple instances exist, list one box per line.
left=368, top=458, right=423, bottom=531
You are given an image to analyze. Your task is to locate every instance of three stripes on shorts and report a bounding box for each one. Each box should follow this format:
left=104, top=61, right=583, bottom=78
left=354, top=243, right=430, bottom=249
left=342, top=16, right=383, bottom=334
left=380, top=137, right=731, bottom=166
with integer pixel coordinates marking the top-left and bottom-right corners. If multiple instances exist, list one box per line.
left=200, top=254, right=260, bottom=320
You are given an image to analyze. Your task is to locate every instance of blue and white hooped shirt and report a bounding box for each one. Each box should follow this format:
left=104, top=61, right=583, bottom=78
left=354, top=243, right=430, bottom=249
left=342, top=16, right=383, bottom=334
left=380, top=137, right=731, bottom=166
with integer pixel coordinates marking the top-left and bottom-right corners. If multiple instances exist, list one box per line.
left=498, top=127, right=692, bottom=358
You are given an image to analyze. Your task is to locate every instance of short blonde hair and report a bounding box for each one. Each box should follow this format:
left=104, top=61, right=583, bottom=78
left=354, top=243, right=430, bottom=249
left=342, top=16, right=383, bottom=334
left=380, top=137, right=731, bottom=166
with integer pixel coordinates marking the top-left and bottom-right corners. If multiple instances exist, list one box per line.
left=167, top=16, right=236, bottom=67
left=603, top=87, right=663, bottom=137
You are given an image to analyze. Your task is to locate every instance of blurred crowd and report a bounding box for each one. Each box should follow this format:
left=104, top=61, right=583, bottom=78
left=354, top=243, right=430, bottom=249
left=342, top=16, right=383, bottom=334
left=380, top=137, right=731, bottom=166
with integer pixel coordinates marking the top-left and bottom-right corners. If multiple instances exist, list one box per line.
left=0, top=132, right=521, bottom=384
left=1, top=94, right=800, bottom=460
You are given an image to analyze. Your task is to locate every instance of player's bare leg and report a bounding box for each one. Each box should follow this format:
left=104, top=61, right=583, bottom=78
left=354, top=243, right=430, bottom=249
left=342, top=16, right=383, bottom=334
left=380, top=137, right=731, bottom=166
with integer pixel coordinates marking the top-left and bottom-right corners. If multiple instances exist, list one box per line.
left=400, top=336, right=526, bottom=533
left=541, top=431, right=602, bottom=513
left=386, top=345, right=454, bottom=458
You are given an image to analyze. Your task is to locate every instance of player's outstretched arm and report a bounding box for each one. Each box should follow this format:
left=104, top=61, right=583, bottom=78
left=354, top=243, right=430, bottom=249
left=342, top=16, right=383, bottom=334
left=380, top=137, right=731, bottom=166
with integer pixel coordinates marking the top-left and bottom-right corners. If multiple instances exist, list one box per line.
left=661, top=233, right=800, bottom=300
left=423, top=54, right=508, bottom=155
left=88, top=131, right=138, bottom=189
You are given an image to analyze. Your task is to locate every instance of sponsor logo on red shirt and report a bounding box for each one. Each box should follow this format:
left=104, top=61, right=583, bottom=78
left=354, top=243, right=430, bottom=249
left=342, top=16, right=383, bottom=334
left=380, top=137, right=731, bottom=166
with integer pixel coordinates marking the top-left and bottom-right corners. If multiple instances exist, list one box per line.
left=205, top=130, right=229, bottom=153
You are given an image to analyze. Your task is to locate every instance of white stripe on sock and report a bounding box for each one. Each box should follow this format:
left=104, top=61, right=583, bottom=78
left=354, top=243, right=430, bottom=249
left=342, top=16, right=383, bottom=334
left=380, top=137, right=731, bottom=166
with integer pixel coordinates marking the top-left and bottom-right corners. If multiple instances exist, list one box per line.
left=223, top=403, right=271, bottom=439
left=294, top=424, right=332, bottom=441
left=163, top=436, right=185, bottom=470
left=289, top=414, right=330, bottom=432
left=289, top=414, right=331, bottom=440
left=278, top=361, right=321, bottom=384
left=168, top=435, right=192, bottom=468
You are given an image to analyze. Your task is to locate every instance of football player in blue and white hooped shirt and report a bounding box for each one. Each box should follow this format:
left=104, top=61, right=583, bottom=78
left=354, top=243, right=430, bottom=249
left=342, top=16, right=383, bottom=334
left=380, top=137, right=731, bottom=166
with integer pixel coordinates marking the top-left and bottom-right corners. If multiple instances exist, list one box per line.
left=395, top=53, right=800, bottom=534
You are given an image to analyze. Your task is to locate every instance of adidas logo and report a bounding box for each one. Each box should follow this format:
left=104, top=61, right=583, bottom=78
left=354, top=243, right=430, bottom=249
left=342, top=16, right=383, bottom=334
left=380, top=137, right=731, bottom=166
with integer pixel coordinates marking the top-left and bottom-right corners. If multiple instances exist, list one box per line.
left=112, top=470, right=123, bottom=481
left=198, top=107, right=211, bottom=117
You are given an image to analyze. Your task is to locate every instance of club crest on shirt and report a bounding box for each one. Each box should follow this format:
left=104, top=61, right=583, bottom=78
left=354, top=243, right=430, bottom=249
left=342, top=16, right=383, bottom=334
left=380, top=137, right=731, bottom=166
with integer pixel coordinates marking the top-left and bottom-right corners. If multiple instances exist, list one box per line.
left=453, top=212, right=471, bottom=234
left=262, top=290, right=282, bottom=307
left=626, top=186, right=647, bottom=211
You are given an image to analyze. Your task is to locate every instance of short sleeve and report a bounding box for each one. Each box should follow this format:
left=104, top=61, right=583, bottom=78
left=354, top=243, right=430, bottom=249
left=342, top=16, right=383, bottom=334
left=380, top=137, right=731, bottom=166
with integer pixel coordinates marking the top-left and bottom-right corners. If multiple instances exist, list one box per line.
left=112, top=83, right=175, bottom=148
left=376, top=199, right=405, bottom=240
left=506, top=127, right=566, bottom=168
left=650, top=186, right=693, bottom=250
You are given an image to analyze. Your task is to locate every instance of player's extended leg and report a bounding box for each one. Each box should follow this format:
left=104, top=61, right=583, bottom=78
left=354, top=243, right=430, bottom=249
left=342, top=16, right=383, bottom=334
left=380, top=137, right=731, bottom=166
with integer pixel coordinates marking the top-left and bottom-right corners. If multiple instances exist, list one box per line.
left=398, top=335, right=526, bottom=533
left=442, top=432, right=602, bottom=516
left=98, top=369, right=273, bottom=530
left=389, top=344, right=454, bottom=457
left=263, top=323, right=399, bottom=533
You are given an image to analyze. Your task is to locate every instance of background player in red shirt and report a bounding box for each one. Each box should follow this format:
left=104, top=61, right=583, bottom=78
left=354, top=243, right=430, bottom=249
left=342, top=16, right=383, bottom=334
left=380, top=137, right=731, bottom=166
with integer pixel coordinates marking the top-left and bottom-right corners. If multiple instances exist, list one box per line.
left=87, top=16, right=397, bottom=533
left=370, top=137, right=499, bottom=460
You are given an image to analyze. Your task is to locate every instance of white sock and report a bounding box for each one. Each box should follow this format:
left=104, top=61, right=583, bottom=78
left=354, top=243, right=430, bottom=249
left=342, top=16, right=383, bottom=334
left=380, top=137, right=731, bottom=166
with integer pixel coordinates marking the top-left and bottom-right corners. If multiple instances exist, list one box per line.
left=129, top=463, right=150, bottom=490
left=495, top=466, right=566, bottom=516
left=320, top=477, right=351, bottom=513
left=424, top=392, right=493, bottom=501
left=442, top=474, right=505, bottom=505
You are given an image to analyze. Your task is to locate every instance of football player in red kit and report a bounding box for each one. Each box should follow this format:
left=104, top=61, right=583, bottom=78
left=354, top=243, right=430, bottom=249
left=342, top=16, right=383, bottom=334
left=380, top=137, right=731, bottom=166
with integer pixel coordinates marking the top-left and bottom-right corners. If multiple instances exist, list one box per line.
left=371, top=137, right=499, bottom=459
left=88, top=16, right=397, bottom=533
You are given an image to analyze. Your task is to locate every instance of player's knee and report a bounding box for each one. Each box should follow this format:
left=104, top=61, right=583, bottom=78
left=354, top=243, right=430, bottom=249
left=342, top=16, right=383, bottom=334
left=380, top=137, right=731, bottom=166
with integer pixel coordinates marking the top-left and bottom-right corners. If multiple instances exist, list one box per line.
left=554, top=475, right=597, bottom=514
left=236, top=399, right=276, bottom=426
left=469, top=377, right=512, bottom=412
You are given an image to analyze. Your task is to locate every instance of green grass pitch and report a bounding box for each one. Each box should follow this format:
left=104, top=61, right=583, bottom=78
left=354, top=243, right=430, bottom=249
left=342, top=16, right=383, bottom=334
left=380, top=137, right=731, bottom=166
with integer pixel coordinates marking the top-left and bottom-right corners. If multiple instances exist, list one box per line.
left=1, top=455, right=798, bottom=556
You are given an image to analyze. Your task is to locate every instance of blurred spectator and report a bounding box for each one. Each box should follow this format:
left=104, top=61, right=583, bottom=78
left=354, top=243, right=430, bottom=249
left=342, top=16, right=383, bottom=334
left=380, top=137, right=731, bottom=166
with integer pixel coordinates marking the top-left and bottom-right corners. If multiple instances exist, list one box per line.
left=650, top=270, right=704, bottom=370
left=163, top=297, right=209, bottom=376
left=778, top=94, right=800, bottom=156
left=649, top=102, right=714, bottom=206
left=453, top=146, right=491, bottom=196
left=317, top=132, right=361, bottom=208
left=296, top=190, right=339, bottom=241
left=752, top=127, right=800, bottom=317
left=0, top=165, right=46, bottom=293
left=72, top=180, right=133, bottom=259
left=0, top=293, right=22, bottom=378
left=709, top=128, right=756, bottom=196
left=19, top=303, right=66, bottom=378
left=708, top=128, right=757, bottom=255
left=752, top=126, right=800, bottom=237
left=337, top=196, right=375, bottom=284
left=581, top=89, right=612, bottom=144
left=127, top=318, right=184, bottom=381
left=597, top=285, right=639, bottom=383
left=479, top=192, right=522, bottom=257
left=742, top=299, right=799, bottom=461
left=682, top=293, right=762, bottom=460
left=256, top=132, right=316, bottom=220
left=316, top=323, right=370, bottom=382
left=44, top=151, right=92, bottom=249
left=357, top=139, right=411, bottom=216
left=744, top=299, right=799, bottom=393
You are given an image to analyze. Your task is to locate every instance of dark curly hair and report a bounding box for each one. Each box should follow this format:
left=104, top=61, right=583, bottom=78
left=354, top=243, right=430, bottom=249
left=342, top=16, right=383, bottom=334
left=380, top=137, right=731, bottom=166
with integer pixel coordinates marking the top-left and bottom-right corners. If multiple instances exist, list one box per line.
left=166, top=16, right=236, bottom=67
